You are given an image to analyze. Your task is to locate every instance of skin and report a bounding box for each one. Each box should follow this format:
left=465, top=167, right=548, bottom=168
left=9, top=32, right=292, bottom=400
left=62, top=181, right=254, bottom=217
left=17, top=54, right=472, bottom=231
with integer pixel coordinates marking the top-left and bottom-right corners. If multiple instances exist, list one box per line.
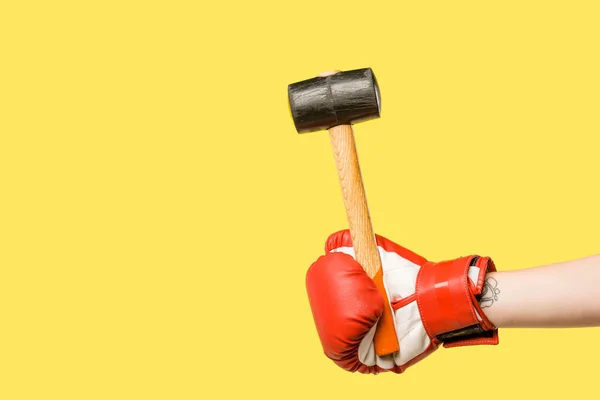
left=481, top=254, right=600, bottom=328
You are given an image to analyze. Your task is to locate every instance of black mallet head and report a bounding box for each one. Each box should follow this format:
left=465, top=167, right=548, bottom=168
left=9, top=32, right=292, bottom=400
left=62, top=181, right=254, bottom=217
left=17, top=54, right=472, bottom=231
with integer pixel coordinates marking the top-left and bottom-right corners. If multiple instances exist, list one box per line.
left=287, top=68, right=381, bottom=134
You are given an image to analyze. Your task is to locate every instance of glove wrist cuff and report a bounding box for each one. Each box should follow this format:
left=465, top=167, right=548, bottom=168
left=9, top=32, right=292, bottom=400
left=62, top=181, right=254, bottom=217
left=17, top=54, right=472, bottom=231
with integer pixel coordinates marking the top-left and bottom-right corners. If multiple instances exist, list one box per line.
left=415, top=255, right=499, bottom=347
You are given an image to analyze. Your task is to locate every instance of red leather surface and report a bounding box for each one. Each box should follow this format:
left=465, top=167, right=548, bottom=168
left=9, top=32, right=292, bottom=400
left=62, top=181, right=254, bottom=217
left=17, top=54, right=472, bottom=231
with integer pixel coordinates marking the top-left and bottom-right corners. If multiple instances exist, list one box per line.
left=306, top=251, right=384, bottom=373
left=416, top=257, right=479, bottom=336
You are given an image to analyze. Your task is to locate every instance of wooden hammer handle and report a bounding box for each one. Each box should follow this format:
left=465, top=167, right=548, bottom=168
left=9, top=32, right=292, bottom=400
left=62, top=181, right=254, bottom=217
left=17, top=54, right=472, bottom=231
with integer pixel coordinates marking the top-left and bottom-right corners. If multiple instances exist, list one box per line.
left=328, top=124, right=381, bottom=277
left=328, top=124, right=399, bottom=356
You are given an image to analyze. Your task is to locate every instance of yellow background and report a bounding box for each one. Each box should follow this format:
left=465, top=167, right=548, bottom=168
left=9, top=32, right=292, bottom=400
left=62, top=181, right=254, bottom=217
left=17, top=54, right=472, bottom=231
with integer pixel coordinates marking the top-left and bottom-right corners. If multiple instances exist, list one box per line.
left=1, top=1, right=599, bottom=399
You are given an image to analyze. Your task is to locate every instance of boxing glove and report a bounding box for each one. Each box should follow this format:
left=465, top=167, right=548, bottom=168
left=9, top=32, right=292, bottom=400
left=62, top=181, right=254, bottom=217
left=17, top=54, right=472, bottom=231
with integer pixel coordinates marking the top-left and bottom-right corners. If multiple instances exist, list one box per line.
left=306, top=230, right=498, bottom=374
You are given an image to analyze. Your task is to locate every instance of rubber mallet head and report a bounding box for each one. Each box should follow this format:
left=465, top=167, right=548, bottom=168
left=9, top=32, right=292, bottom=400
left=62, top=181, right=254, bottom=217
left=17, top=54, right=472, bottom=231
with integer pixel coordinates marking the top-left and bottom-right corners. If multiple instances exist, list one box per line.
left=288, top=68, right=399, bottom=357
left=288, top=68, right=381, bottom=133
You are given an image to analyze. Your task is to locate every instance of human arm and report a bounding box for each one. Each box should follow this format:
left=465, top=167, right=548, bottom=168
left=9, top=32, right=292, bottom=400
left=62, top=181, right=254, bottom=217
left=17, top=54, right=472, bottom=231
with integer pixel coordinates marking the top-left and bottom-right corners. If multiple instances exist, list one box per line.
left=482, top=254, right=600, bottom=328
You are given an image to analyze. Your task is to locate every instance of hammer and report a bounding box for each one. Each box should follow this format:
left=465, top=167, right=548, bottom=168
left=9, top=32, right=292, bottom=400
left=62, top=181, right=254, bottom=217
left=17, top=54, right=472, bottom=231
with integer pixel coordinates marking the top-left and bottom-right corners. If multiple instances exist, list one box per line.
left=288, top=68, right=398, bottom=357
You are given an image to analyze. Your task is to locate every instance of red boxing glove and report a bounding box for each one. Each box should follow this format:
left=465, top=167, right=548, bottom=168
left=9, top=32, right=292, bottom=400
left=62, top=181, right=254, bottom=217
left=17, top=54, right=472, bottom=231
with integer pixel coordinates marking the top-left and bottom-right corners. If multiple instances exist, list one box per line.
left=306, top=230, right=498, bottom=374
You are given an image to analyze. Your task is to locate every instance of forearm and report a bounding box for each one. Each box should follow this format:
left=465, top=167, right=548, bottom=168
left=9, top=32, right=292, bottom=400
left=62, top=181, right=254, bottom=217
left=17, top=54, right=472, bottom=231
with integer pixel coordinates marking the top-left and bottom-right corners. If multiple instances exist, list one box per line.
left=482, top=254, right=600, bottom=328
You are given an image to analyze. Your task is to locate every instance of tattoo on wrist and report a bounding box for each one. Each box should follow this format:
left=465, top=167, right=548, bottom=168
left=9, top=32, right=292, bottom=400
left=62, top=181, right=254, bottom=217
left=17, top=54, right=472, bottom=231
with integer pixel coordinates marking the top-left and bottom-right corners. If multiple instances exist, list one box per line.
left=479, top=277, right=500, bottom=309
